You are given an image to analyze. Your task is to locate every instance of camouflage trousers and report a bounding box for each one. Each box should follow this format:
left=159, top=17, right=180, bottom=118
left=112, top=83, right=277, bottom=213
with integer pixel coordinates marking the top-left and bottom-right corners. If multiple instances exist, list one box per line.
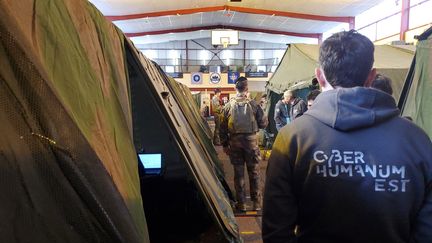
left=229, top=133, right=261, bottom=204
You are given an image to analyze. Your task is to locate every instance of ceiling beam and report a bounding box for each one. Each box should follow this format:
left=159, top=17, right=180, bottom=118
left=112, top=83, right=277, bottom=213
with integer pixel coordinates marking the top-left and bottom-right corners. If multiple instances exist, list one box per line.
left=106, top=6, right=226, bottom=21
left=106, top=5, right=353, bottom=23
left=124, top=25, right=322, bottom=39
left=227, top=6, right=353, bottom=23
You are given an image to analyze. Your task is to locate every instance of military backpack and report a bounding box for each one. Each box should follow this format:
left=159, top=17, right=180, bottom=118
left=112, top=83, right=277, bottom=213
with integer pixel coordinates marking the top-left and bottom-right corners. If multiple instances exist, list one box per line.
left=228, top=96, right=258, bottom=134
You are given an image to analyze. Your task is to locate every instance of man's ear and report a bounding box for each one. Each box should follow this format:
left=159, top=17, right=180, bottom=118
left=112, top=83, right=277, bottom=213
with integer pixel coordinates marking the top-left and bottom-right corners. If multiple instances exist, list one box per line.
left=364, top=68, right=377, bottom=87
left=315, top=68, right=326, bottom=87
left=315, top=68, right=333, bottom=91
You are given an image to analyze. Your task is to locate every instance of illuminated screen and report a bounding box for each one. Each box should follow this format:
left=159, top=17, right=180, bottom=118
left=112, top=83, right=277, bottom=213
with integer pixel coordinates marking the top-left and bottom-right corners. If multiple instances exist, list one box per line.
left=138, top=154, right=162, bottom=174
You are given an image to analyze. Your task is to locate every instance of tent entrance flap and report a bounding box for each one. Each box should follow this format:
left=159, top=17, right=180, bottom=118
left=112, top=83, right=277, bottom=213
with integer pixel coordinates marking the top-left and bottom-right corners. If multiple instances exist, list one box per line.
left=126, top=44, right=240, bottom=242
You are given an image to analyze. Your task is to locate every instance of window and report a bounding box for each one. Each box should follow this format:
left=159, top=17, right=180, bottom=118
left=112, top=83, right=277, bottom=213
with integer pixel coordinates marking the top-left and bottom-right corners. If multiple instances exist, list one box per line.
left=257, top=65, right=267, bottom=72
left=376, top=13, right=401, bottom=40
left=273, top=50, right=285, bottom=60
left=209, top=66, right=221, bottom=73
left=358, top=24, right=378, bottom=41
left=142, top=50, right=158, bottom=60
left=168, top=50, right=180, bottom=65
left=251, top=50, right=263, bottom=65
left=409, top=0, right=432, bottom=28
left=356, top=0, right=400, bottom=29
left=165, top=66, right=175, bottom=73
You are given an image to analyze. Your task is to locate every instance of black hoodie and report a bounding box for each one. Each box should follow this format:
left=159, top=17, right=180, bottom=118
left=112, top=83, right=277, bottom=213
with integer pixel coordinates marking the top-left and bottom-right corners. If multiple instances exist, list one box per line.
left=289, top=97, right=307, bottom=121
left=263, top=87, right=432, bottom=243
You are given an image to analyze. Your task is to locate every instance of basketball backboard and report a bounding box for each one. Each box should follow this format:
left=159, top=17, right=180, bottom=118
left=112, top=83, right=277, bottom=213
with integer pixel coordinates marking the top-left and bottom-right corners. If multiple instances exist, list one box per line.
left=211, top=30, right=239, bottom=48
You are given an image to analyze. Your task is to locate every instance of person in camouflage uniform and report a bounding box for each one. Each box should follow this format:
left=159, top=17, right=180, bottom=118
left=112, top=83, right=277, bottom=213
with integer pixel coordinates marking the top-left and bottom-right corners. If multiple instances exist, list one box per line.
left=212, top=88, right=222, bottom=145
left=220, top=77, right=268, bottom=211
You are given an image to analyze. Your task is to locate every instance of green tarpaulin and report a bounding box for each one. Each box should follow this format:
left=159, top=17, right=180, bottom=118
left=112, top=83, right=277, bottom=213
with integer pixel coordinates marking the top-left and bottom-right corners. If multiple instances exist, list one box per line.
left=0, top=0, right=148, bottom=242
left=268, top=43, right=416, bottom=101
left=401, top=28, right=432, bottom=137
left=0, top=0, right=239, bottom=242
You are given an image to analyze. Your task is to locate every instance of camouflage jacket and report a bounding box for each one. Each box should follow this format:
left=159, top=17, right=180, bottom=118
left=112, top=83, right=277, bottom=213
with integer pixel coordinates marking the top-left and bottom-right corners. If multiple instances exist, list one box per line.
left=212, top=95, right=222, bottom=114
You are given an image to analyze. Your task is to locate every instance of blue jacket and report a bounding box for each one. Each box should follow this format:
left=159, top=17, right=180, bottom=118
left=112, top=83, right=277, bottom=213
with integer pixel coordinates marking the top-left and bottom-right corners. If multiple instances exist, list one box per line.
left=274, top=100, right=290, bottom=126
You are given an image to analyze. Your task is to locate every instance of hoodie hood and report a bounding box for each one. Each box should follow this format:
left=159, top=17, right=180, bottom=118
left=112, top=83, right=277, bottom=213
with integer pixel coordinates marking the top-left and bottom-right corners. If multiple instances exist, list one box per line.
left=306, top=87, right=400, bottom=131
left=291, top=97, right=302, bottom=106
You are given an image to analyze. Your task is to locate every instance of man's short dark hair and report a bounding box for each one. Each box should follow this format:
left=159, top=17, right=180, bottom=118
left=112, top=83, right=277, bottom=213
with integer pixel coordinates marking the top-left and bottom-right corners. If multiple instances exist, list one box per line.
left=214, top=88, right=221, bottom=94
left=307, top=89, right=321, bottom=101
left=235, top=76, right=248, bottom=92
left=319, top=30, right=374, bottom=88
left=372, top=74, right=393, bottom=95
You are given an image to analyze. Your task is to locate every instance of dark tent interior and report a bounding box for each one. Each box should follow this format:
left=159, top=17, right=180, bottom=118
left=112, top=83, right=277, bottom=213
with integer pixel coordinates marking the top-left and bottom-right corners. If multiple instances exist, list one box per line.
left=126, top=44, right=234, bottom=242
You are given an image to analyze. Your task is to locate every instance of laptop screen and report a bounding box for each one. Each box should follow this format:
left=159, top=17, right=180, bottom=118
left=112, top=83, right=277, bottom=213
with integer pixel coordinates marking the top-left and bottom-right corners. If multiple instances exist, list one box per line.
left=138, top=153, right=162, bottom=174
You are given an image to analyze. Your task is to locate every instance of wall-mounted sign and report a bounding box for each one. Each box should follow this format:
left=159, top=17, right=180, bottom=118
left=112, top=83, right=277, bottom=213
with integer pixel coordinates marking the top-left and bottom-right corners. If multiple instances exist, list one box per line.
left=246, top=72, right=268, bottom=78
left=228, top=71, right=240, bottom=84
left=209, top=72, right=221, bottom=84
left=166, top=72, right=183, bottom=78
left=191, top=72, right=203, bottom=84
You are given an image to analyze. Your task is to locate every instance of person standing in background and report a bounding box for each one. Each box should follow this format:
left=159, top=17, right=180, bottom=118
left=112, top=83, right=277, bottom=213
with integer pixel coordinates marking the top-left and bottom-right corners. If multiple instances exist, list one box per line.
left=285, top=90, right=307, bottom=121
left=263, top=30, right=432, bottom=243
left=306, top=89, right=321, bottom=109
left=260, top=94, right=268, bottom=111
left=212, top=88, right=222, bottom=145
left=273, top=91, right=291, bottom=131
left=200, top=101, right=210, bottom=118
left=372, top=73, right=393, bottom=95
left=220, top=77, right=268, bottom=211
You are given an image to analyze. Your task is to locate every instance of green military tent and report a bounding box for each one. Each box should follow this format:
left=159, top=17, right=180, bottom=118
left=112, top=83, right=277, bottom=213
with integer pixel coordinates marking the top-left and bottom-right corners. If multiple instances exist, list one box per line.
left=265, top=43, right=416, bottom=134
left=399, top=27, right=432, bottom=137
left=0, top=0, right=240, bottom=242
left=268, top=43, right=416, bottom=100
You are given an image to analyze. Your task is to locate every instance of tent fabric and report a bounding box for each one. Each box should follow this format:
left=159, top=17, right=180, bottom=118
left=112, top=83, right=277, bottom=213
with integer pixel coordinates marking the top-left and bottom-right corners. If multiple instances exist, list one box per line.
left=401, top=32, right=432, bottom=137
left=166, top=77, right=226, bottom=173
left=267, top=44, right=415, bottom=101
left=191, top=91, right=203, bottom=114
left=1, top=0, right=240, bottom=242
left=267, top=44, right=318, bottom=94
left=168, top=75, right=236, bottom=201
left=126, top=41, right=239, bottom=240
left=156, top=67, right=234, bottom=201
left=0, top=0, right=148, bottom=242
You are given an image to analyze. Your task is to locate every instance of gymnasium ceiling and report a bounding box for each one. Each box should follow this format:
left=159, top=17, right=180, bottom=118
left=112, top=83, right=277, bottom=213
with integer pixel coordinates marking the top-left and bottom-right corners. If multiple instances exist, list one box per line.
left=89, top=0, right=385, bottom=44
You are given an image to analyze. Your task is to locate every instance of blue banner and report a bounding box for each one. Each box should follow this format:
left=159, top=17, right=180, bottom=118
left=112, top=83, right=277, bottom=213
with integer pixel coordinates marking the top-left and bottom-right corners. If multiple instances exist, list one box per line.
left=228, top=71, right=240, bottom=84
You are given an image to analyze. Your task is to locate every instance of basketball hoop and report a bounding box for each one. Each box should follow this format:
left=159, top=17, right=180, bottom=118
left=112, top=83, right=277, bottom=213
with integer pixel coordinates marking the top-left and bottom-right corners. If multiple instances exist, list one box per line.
left=221, top=37, right=230, bottom=48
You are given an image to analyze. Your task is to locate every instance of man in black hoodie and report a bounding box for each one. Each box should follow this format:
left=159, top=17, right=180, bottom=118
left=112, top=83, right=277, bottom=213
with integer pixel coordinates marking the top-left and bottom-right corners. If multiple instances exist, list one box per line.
left=262, top=30, right=432, bottom=243
left=285, top=90, right=307, bottom=121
